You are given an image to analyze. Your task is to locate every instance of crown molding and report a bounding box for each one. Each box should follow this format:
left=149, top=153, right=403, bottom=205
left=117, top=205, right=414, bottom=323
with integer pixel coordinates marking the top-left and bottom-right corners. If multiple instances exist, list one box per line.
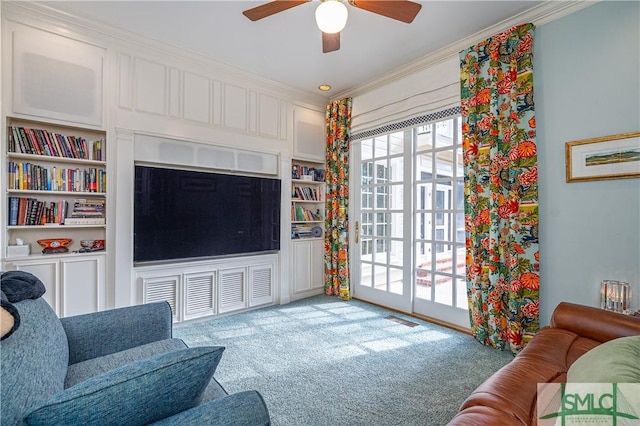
left=2, top=0, right=329, bottom=107
left=334, top=0, right=598, bottom=100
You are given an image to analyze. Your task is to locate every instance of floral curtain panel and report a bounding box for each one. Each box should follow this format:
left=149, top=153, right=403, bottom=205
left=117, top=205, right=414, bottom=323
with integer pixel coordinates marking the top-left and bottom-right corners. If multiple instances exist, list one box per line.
left=324, top=97, right=352, bottom=300
left=459, top=23, right=539, bottom=354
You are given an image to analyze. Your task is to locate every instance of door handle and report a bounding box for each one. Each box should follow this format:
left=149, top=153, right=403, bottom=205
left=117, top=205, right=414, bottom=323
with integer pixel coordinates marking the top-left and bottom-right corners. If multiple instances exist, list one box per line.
left=355, top=221, right=359, bottom=244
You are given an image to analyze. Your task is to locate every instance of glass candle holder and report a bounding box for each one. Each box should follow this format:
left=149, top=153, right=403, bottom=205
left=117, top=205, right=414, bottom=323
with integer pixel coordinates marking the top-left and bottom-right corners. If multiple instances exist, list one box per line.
left=600, top=280, right=632, bottom=314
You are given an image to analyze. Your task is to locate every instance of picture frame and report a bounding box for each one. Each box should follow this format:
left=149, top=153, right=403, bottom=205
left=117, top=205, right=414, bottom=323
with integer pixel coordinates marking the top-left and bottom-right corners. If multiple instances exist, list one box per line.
left=565, top=131, right=640, bottom=182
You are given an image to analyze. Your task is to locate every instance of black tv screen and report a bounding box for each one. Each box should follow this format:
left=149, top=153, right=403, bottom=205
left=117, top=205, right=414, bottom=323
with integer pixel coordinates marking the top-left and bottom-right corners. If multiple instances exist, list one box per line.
left=134, top=165, right=281, bottom=264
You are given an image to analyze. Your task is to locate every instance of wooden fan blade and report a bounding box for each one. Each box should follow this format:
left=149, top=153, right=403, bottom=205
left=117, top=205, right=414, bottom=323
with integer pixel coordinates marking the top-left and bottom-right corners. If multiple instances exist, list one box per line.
left=322, top=32, right=341, bottom=53
left=349, top=0, right=422, bottom=23
left=243, top=1, right=308, bottom=21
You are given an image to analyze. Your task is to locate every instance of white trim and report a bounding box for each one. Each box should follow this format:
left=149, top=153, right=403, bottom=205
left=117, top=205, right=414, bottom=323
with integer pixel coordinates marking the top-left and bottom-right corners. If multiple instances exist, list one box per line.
left=335, top=0, right=599, bottom=100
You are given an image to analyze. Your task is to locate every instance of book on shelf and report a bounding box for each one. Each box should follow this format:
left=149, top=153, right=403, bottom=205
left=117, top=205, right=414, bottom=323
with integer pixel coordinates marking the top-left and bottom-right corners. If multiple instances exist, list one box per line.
left=291, top=224, right=322, bottom=239
left=8, top=126, right=105, bottom=161
left=8, top=196, right=19, bottom=226
left=64, top=217, right=105, bottom=225
left=7, top=161, right=106, bottom=192
left=293, top=186, right=320, bottom=201
left=69, top=198, right=105, bottom=218
left=7, top=197, right=68, bottom=226
left=292, top=164, right=326, bottom=182
left=291, top=204, right=321, bottom=222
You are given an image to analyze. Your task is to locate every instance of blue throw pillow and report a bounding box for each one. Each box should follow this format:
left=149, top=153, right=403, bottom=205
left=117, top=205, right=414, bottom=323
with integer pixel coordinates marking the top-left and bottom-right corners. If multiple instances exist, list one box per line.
left=25, top=346, right=225, bottom=426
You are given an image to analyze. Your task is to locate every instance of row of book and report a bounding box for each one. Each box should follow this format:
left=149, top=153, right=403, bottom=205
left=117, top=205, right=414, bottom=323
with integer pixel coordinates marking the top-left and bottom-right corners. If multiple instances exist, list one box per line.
left=292, top=205, right=322, bottom=222
left=8, top=126, right=105, bottom=161
left=8, top=198, right=68, bottom=226
left=292, top=186, right=321, bottom=201
left=292, top=164, right=326, bottom=182
left=69, top=199, right=105, bottom=219
left=7, top=197, right=106, bottom=226
left=291, top=224, right=319, bottom=239
left=7, top=161, right=106, bottom=193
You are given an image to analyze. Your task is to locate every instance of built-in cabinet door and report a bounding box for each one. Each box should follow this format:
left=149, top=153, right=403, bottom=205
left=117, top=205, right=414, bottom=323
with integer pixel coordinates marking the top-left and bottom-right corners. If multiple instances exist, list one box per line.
left=249, top=263, right=274, bottom=307
left=291, top=239, right=324, bottom=299
left=218, top=267, right=247, bottom=314
left=9, top=259, right=59, bottom=314
left=183, top=272, right=216, bottom=321
left=7, top=254, right=105, bottom=317
left=142, top=274, right=180, bottom=321
left=293, top=106, right=325, bottom=162
left=61, top=255, right=105, bottom=317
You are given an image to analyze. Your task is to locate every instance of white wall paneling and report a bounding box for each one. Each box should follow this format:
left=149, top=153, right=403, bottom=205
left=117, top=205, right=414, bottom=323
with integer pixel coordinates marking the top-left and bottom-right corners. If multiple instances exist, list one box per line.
left=133, top=57, right=167, bottom=115
left=168, top=68, right=181, bottom=119
left=9, top=22, right=105, bottom=127
left=223, top=83, right=247, bottom=132
left=259, top=94, right=281, bottom=139
left=121, top=49, right=296, bottom=141
left=212, top=80, right=223, bottom=127
left=293, top=105, right=325, bottom=161
left=248, top=90, right=258, bottom=134
left=117, top=53, right=132, bottom=110
left=183, top=71, right=210, bottom=124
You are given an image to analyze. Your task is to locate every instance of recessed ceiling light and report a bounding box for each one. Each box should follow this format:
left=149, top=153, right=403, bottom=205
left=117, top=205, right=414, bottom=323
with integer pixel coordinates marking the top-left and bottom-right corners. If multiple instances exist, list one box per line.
left=318, top=84, right=332, bottom=91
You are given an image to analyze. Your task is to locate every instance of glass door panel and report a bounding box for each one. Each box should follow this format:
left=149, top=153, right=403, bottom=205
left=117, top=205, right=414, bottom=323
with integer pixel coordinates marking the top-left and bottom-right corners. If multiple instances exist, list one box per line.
left=351, top=116, right=469, bottom=328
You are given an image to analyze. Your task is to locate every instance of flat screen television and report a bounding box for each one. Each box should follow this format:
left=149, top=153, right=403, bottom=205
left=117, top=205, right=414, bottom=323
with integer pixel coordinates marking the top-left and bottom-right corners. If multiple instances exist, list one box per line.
left=134, top=165, right=281, bottom=264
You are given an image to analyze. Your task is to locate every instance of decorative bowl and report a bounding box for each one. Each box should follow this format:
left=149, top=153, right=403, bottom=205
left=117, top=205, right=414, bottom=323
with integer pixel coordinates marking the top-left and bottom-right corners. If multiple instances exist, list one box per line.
left=37, top=238, right=72, bottom=250
left=80, top=240, right=95, bottom=249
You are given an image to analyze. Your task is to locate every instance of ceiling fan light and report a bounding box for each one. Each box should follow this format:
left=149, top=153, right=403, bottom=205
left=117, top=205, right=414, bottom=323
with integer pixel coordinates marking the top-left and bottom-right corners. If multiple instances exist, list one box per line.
left=315, top=1, right=348, bottom=34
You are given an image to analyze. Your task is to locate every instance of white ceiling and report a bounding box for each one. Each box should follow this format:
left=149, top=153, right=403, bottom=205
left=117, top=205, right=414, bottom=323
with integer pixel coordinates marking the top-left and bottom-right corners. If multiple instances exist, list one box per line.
left=40, top=0, right=547, bottom=97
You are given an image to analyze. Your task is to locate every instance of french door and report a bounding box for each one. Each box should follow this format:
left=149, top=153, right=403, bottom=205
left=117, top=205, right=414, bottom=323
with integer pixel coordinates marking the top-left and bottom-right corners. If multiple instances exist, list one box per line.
left=351, top=117, right=470, bottom=329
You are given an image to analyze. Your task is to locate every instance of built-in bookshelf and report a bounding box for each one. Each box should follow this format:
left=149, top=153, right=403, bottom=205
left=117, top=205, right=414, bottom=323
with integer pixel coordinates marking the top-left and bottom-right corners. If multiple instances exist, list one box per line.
left=291, top=160, right=325, bottom=240
left=4, top=117, right=107, bottom=257
left=290, top=158, right=326, bottom=300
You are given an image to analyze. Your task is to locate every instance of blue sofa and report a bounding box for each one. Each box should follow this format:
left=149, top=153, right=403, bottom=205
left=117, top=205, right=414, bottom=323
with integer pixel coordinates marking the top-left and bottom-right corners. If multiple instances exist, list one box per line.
left=0, top=296, right=270, bottom=425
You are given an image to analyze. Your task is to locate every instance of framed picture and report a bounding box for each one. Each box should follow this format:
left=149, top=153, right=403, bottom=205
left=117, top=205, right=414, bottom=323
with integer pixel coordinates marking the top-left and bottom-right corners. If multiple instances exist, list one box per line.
left=565, top=131, right=640, bottom=182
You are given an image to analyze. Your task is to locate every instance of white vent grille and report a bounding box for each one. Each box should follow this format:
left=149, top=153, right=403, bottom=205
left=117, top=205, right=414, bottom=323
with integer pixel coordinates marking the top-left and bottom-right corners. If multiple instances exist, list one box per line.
left=185, top=274, right=214, bottom=315
left=144, top=279, right=177, bottom=315
left=250, top=267, right=273, bottom=306
left=219, top=268, right=245, bottom=313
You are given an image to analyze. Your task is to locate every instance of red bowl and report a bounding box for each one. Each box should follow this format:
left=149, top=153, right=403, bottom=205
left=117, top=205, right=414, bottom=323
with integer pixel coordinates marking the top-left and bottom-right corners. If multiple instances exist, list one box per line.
left=37, top=238, right=72, bottom=249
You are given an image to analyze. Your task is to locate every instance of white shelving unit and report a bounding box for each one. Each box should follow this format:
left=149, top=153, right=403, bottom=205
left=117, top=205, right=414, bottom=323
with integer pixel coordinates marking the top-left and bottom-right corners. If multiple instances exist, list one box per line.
left=2, top=117, right=107, bottom=317
left=290, top=159, right=326, bottom=299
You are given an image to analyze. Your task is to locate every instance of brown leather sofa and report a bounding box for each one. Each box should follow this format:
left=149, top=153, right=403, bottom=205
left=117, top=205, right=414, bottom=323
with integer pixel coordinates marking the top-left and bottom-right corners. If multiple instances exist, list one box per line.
left=447, top=302, right=640, bottom=425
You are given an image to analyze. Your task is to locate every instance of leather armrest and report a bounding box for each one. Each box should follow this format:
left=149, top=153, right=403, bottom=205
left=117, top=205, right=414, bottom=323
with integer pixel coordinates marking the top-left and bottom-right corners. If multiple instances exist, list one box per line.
left=550, top=302, right=640, bottom=343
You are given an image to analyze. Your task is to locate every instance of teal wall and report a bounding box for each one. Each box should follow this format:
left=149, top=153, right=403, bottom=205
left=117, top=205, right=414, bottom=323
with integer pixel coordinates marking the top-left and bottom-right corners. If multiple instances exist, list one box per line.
left=535, top=1, right=640, bottom=324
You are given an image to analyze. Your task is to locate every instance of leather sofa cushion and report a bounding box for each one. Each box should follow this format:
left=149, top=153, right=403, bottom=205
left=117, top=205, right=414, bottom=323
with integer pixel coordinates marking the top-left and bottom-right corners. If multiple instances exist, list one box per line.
left=448, top=303, right=640, bottom=426
left=457, top=327, right=602, bottom=425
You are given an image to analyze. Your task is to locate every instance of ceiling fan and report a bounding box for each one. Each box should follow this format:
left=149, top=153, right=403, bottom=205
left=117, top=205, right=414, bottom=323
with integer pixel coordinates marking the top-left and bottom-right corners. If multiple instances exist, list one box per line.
left=242, top=0, right=422, bottom=53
